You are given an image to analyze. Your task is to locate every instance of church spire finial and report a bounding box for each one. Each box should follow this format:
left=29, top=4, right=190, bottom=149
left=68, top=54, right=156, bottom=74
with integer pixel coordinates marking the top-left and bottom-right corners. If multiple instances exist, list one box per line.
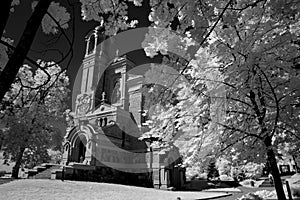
left=101, top=92, right=106, bottom=103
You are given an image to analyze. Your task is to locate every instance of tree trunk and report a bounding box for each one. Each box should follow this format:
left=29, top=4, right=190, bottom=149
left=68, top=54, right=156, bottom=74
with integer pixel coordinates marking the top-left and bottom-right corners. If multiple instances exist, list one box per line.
left=0, top=0, right=13, bottom=39
left=11, top=147, right=25, bottom=179
left=265, top=137, right=287, bottom=200
left=292, top=155, right=299, bottom=173
left=0, top=0, right=53, bottom=101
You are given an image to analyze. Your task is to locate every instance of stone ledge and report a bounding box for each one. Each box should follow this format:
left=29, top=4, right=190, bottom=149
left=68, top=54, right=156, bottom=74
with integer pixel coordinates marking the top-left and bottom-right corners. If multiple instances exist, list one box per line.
left=25, top=169, right=38, bottom=178
left=33, top=166, right=46, bottom=172
left=51, top=169, right=63, bottom=180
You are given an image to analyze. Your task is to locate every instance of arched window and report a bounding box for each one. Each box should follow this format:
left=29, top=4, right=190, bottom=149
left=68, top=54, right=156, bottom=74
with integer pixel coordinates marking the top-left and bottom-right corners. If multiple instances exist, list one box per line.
left=87, top=34, right=95, bottom=55
left=104, top=118, right=108, bottom=126
left=99, top=118, right=103, bottom=127
left=65, top=143, right=69, bottom=152
left=111, top=77, right=121, bottom=104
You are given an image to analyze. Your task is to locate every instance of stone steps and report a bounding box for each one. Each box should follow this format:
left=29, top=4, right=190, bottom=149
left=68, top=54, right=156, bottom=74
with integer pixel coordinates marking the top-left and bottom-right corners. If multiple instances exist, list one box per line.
left=26, top=163, right=62, bottom=179
left=0, top=178, right=13, bottom=185
left=34, top=165, right=62, bottom=179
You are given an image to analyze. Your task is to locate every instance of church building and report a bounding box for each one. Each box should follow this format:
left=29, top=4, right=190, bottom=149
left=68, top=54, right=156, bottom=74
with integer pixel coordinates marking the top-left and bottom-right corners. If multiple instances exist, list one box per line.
left=53, top=26, right=186, bottom=189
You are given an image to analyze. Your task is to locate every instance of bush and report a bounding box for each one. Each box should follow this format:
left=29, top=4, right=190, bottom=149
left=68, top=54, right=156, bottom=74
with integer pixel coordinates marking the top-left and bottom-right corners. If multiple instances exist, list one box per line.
left=190, top=173, right=208, bottom=181
left=216, top=158, right=231, bottom=176
left=198, top=173, right=208, bottom=180
left=236, top=190, right=276, bottom=200
left=219, top=174, right=234, bottom=181
left=237, top=171, right=246, bottom=181
left=236, top=193, right=263, bottom=200
left=207, top=161, right=219, bottom=180
left=48, top=150, right=62, bottom=164
left=242, top=163, right=264, bottom=180
left=241, top=179, right=254, bottom=185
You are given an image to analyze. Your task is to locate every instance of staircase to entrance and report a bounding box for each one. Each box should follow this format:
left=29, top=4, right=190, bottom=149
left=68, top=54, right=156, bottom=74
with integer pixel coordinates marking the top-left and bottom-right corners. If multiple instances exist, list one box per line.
left=26, top=163, right=62, bottom=179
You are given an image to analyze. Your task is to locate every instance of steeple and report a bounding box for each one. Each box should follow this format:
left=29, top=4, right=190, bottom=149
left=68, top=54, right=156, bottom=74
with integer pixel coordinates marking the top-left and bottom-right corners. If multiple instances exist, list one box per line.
left=101, top=91, right=106, bottom=104
left=85, top=26, right=100, bottom=57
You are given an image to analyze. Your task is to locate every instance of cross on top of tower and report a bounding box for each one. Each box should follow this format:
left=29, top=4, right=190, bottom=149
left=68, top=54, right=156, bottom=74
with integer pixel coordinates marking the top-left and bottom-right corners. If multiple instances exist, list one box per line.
left=101, top=92, right=106, bottom=103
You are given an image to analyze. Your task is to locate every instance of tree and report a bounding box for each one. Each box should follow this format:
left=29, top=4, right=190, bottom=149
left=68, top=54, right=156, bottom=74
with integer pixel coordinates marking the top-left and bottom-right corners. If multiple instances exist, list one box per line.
left=140, top=1, right=300, bottom=199
left=207, top=159, right=219, bottom=180
left=0, top=0, right=147, bottom=101
left=216, top=157, right=231, bottom=176
left=0, top=0, right=53, bottom=100
left=0, top=0, right=70, bottom=99
left=140, top=49, right=223, bottom=176
left=212, top=2, right=300, bottom=199
left=0, top=61, right=69, bottom=178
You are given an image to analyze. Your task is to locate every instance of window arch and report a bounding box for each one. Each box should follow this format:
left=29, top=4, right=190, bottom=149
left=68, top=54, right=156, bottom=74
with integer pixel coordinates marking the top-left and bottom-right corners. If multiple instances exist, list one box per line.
left=87, top=34, right=96, bottom=55
left=111, top=77, right=121, bottom=104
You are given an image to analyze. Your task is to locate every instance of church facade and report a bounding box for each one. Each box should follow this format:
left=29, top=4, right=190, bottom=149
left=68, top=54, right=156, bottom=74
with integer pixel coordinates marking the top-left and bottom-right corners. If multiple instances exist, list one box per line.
left=55, top=27, right=186, bottom=189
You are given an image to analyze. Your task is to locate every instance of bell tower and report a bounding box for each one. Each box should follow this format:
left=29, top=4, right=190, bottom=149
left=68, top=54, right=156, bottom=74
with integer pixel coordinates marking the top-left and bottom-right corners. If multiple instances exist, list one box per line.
left=81, top=26, right=101, bottom=94
left=74, top=26, right=106, bottom=117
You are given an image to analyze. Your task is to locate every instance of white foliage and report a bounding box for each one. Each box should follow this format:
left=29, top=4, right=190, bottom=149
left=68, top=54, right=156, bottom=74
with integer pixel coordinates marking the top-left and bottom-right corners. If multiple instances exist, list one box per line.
left=128, top=0, right=143, bottom=6
left=0, top=44, right=8, bottom=72
left=40, top=2, right=70, bottom=34
left=10, top=0, right=20, bottom=12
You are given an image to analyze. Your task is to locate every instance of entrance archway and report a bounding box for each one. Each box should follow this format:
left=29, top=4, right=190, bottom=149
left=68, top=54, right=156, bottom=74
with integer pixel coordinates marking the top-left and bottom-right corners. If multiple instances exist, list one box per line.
left=167, top=158, right=175, bottom=187
left=74, top=135, right=87, bottom=163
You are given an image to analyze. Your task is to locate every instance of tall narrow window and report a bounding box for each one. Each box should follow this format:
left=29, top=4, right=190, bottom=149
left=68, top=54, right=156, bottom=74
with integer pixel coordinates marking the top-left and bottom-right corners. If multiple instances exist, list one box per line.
left=88, top=34, right=95, bottom=54
left=111, top=77, right=121, bottom=104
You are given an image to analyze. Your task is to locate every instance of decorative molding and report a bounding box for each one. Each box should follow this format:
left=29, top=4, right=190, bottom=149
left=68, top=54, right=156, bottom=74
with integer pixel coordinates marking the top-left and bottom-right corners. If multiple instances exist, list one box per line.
left=75, top=91, right=94, bottom=117
left=83, top=59, right=95, bottom=69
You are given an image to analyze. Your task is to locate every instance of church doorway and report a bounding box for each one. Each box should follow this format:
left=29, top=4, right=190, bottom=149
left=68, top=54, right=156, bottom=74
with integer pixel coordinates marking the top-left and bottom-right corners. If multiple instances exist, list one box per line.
left=74, top=136, right=87, bottom=163
left=168, top=158, right=175, bottom=187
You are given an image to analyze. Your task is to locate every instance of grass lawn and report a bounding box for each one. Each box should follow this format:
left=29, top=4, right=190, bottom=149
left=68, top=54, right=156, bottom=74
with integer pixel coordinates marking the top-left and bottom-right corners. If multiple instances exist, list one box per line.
left=0, top=179, right=232, bottom=200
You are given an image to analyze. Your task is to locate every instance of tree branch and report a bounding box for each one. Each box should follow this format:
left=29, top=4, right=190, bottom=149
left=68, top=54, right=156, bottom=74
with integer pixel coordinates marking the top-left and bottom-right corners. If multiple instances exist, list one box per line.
left=217, top=122, right=263, bottom=140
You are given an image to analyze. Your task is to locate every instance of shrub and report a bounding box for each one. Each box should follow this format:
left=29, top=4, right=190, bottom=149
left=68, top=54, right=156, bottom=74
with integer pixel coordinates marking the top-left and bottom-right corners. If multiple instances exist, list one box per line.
left=207, top=161, right=219, bottom=180
left=219, top=174, right=234, bottom=181
left=240, top=179, right=256, bottom=186
left=236, top=193, right=263, bottom=200
left=198, top=173, right=208, bottom=180
left=253, top=190, right=276, bottom=199
left=48, top=150, right=62, bottom=164
left=237, top=190, right=277, bottom=200
left=216, top=158, right=231, bottom=176
left=236, top=190, right=276, bottom=200
left=242, top=163, right=264, bottom=180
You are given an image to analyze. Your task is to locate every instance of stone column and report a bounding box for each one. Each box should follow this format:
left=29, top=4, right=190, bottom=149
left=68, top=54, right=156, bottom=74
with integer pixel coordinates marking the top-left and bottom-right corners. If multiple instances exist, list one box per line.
left=85, top=38, right=90, bottom=57
left=159, top=167, right=168, bottom=189
left=62, top=142, right=70, bottom=165
left=93, top=29, right=98, bottom=53
left=152, top=151, right=160, bottom=188
left=121, top=69, right=126, bottom=109
left=115, top=66, right=126, bottom=108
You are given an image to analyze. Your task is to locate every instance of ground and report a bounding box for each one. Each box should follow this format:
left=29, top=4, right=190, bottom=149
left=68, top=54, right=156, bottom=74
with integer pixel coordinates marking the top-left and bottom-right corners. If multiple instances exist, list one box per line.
left=0, top=179, right=233, bottom=200
left=0, top=179, right=277, bottom=200
left=0, top=158, right=284, bottom=200
left=215, top=186, right=274, bottom=200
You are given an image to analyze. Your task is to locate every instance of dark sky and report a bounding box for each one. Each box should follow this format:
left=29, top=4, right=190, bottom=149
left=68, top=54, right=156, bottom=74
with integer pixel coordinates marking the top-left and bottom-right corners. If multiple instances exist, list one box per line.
left=4, top=1, right=97, bottom=89
left=3, top=0, right=165, bottom=109
left=3, top=0, right=156, bottom=89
